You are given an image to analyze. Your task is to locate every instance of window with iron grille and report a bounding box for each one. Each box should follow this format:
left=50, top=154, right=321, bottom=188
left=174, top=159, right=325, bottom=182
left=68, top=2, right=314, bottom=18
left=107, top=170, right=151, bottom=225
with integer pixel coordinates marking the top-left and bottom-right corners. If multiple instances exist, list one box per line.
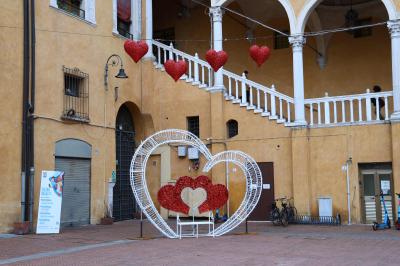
left=187, top=116, right=199, bottom=137
left=62, top=66, right=89, bottom=122
left=57, top=0, right=85, bottom=19
left=274, top=30, right=290, bottom=49
left=227, top=119, right=238, bottom=138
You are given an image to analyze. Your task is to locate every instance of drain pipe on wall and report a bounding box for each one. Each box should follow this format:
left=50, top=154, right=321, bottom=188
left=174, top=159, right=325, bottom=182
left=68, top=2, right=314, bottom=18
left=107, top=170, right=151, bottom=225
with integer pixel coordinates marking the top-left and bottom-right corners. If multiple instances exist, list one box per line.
left=28, top=0, right=36, bottom=233
left=21, top=0, right=36, bottom=232
left=342, top=157, right=352, bottom=225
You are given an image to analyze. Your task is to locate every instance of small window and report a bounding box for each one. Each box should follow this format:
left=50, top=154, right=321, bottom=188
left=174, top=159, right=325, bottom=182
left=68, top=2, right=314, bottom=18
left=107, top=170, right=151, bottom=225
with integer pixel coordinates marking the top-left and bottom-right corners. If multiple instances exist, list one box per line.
left=57, top=0, right=85, bottom=19
left=353, top=18, right=372, bottom=38
left=227, top=120, right=238, bottom=138
left=117, top=0, right=132, bottom=39
left=187, top=116, right=199, bottom=137
left=62, top=66, right=89, bottom=122
left=274, top=30, right=289, bottom=49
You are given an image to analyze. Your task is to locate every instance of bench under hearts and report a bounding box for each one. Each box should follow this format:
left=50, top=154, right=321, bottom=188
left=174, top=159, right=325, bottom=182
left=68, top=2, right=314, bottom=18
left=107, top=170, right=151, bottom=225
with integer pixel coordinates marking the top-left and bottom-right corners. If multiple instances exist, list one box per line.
left=176, top=211, right=215, bottom=239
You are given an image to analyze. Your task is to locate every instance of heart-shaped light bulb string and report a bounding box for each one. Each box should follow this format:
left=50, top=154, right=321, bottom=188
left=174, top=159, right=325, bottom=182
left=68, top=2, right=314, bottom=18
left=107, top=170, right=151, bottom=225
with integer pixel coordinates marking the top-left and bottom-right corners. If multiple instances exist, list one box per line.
left=164, top=60, right=188, bottom=81
left=130, top=129, right=262, bottom=238
left=205, top=49, right=229, bottom=72
left=249, top=44, right=270, bottom=67
left=124, top=40, right=149, bottom=63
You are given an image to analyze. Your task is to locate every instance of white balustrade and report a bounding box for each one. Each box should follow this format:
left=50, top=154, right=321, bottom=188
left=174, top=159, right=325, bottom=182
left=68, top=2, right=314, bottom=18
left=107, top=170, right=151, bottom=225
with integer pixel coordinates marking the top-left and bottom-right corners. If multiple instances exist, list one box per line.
left=305, top=89, right=393, bottom=127
left=151, top=40, right=394, bottom=127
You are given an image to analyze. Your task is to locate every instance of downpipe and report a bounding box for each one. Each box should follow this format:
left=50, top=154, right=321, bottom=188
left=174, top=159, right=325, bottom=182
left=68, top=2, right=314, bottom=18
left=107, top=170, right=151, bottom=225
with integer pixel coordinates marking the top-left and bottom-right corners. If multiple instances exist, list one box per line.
left=342, top=158, right=352, bottom=225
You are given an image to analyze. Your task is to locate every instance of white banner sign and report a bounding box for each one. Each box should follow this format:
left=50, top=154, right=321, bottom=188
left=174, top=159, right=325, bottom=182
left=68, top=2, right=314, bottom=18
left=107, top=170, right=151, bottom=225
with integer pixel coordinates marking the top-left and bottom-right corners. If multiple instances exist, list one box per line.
left=36, top=171, right=64, bottom=234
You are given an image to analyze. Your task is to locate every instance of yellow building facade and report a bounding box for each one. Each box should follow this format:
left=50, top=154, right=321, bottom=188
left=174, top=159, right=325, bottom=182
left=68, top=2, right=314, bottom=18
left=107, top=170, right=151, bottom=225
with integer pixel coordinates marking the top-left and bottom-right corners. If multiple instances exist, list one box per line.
left=1, top=0, right=400, bottom=233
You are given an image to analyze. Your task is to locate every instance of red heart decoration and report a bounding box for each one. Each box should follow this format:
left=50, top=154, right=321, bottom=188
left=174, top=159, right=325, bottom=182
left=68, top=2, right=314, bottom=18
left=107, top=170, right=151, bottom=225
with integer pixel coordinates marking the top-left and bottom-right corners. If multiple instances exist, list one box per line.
left=205, top=50, right=228, bottom=72
left=157, top=176, right=228, bottom=215
left=164, top=60, right=188, bottom=82
left=124, top=40, right=149, bottom=63
left=249, top=45, right=270, bottom=67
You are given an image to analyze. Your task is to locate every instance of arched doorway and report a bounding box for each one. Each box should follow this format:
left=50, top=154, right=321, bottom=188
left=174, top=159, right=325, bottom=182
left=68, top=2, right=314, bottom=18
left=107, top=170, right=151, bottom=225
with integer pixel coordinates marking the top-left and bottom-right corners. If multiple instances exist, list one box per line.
left=114, top=105, right=137, bottom=221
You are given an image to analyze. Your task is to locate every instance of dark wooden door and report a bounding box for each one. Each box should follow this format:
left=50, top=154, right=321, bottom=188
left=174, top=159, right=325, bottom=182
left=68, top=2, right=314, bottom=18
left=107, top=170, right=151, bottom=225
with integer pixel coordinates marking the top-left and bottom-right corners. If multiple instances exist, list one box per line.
left=248, top=162, right=274, bottom=221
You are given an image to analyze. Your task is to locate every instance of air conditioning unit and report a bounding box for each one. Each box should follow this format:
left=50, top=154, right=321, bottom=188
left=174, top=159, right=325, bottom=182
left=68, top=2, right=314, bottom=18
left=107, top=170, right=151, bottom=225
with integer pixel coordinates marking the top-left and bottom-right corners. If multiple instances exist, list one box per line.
left=177, top=146, right=186, bottom=157
left=188, top=147, right=199, bottom=160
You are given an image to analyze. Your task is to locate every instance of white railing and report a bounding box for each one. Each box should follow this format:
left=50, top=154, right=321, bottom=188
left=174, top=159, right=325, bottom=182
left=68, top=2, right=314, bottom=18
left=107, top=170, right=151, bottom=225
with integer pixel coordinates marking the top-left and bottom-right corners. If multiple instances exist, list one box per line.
left=152, top=40, right=295, bottom=124
left=222, top=70, right=294, bottom=124
left=153, top=41, right=213, bottom=88
left=304, top=90, right=393, bottom=127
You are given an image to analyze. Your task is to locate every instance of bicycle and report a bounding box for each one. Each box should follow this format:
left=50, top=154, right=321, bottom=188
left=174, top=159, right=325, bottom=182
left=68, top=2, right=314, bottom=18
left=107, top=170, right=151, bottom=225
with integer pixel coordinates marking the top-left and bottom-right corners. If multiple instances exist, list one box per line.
left=270, top=198, right=288, bottom=226
left=284, top=197, right=297, bottom=223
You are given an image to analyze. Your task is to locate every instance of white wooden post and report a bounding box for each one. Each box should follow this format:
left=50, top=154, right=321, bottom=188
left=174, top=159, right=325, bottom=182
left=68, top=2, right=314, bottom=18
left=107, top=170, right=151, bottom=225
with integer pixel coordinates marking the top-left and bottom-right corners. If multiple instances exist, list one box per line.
left=289, top=35, right=307, bottom=126
left=168, top=43, right=174, bottom=60
left=144, top=0, right=154, bottom=59
left=388, top=20, right=400, bottom=121
left=270, top=85, right=277, bottom=119
left=193, top=53, right=200, bottom=85
left=366, top=89, right=372, bottom=121
left=324, top=92, right=330, bottom=124
left=241, top=73, right=247, bottom=105
left=209, top=6, right=224, bottom=92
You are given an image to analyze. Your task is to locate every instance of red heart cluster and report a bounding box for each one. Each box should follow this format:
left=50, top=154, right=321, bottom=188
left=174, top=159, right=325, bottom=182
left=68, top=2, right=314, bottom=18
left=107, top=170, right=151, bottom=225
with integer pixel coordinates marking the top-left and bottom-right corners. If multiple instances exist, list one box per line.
left=164, top=60, right=188, bottom=82
left=205, top=50, right=229, bottom=72
left=249, top=45, right=270, bottom=67
left=124, top=40, right=149, bottom=63
left=157, top=176, right=228, bottom=215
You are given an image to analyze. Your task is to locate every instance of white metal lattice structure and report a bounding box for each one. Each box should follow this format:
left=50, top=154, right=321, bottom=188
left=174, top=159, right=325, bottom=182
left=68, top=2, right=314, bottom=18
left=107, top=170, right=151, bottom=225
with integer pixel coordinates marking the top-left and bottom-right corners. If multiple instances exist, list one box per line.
left=129, top=129, right=262, bottom=238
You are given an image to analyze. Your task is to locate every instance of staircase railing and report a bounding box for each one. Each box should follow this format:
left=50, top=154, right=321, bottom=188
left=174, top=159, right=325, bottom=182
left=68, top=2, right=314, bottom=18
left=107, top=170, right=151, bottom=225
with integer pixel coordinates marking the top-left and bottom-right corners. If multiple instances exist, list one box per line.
left=152, top=40, right=295, bottom=124
left=304, top=90, right=393, bottom=126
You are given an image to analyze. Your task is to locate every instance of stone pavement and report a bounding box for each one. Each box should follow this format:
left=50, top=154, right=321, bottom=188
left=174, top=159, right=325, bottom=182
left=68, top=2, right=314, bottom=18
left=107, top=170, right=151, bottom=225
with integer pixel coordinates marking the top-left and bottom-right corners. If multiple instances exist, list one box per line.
left=1, top=220, right=400, bottom=265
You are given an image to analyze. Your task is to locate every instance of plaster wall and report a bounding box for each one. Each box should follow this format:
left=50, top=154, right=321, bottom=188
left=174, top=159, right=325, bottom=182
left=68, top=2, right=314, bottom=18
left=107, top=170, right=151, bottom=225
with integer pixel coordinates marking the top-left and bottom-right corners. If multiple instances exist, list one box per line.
left=0, top=0, right=24, bottom=232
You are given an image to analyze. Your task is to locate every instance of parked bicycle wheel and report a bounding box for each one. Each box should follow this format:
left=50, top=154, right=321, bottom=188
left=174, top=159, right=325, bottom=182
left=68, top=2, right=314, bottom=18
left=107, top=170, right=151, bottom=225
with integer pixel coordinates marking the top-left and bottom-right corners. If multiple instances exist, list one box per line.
left=280, top=211, right=288, bottom=227
left=271, top=209, right=281, bottom=226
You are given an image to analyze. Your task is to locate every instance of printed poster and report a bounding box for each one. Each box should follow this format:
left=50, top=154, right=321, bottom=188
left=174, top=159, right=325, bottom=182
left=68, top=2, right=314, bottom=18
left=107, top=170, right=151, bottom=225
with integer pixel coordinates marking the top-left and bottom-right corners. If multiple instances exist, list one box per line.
left=36, top=171, right=64, bottom=234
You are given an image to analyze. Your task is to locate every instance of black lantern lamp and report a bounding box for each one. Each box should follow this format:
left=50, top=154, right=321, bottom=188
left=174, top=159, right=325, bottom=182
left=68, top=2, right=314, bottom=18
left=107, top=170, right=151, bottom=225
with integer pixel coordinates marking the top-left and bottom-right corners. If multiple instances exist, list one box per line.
left=345, top=1, right=359, bottom=31
left=104, top=54, right=128, bottom=86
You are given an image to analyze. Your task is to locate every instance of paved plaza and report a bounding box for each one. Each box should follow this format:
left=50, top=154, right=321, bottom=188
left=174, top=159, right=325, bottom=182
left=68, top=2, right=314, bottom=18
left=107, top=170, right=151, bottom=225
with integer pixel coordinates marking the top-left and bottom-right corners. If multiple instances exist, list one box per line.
left=0, top=220, right=399, bottom=265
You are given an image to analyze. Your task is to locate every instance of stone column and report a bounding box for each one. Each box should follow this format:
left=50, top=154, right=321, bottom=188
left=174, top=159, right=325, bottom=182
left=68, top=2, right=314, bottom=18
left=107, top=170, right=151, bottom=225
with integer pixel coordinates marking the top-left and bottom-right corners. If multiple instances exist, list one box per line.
left=289, top=35, right=307, bottom=126
left=209, top=6, right=224, bottom=92
left=144, top=0, right=154, bottom=59
left=388, top=20, right=400, bottom=121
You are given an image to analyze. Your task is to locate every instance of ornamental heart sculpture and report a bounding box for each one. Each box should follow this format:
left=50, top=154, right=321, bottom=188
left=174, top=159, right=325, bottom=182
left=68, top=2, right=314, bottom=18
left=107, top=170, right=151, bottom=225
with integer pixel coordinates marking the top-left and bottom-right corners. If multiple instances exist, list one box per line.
left=164, top=60, right=188, bottom=81
left=249, top=45, right=270, bottom=67
left=130, top=129, right=262, bottom=238
left=157, top=175, right=228, bottom=215
left=124, top=40, right=149, bottom=63
left=205, top=49, right=228, bottom=72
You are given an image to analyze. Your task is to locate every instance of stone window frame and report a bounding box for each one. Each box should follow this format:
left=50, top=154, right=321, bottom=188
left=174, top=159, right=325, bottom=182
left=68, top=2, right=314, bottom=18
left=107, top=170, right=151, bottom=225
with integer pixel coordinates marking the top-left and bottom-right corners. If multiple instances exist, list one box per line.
left=50, top=0, right=96, bottom=25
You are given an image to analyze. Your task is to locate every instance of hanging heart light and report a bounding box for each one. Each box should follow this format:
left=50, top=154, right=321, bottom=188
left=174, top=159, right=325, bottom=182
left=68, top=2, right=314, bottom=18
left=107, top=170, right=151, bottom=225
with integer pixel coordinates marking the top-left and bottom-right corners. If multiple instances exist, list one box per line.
left=124, top=40, right=149, bottom=63
left=249, top=45, right=270, bottom=67
left=205, top=49, right=228, bottom=72
left=164, top=60, right=188, bottom=82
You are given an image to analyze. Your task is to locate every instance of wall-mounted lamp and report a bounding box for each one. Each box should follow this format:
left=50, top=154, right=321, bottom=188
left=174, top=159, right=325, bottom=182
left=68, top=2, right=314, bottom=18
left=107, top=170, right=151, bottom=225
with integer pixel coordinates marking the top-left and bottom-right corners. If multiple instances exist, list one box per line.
left=104, top=54, right=128, bottom=87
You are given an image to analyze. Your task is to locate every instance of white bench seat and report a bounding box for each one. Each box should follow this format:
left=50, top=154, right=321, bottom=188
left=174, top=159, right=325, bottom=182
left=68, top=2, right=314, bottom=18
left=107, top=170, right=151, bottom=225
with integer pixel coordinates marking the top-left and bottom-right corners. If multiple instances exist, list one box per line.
left=176, top=211, right=215, bottom=239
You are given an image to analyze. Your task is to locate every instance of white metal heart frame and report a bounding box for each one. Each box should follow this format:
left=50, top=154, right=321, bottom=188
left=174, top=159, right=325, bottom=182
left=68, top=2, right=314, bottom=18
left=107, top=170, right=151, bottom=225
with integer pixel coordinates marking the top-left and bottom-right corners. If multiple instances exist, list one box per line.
left=130, top=129, right=262, bottom=238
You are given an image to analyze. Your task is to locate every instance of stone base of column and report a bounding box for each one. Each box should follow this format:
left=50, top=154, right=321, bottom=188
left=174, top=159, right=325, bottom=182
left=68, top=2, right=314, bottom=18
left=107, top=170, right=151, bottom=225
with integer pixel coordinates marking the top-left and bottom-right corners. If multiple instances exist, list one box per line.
left=291, top=120, right=308, bottom=127
left=207, top=85, right=225, bottom=93
left=390, top=112, right=400, bottom=122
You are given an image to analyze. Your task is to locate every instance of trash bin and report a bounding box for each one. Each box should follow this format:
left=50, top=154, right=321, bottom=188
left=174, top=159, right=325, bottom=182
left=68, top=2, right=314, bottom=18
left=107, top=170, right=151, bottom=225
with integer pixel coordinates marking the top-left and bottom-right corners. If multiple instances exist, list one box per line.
left=318, top=197, right=332, bottom=217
